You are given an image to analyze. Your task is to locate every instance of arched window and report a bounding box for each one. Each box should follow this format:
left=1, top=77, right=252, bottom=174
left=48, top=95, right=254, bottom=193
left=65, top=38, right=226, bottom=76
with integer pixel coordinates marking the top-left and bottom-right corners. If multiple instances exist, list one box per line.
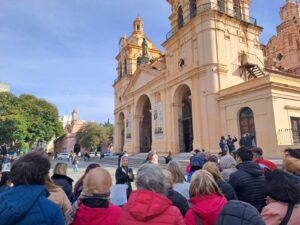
left=190, top=0, right=197, bottom=19
left=239, top=107, right=256, bottom=146
left=218, top=0, right=225, bottom=13
left=124, top=59, right=127, bottom=75
left=233, top=0, right=242, bottom=19
left=178, top=6, right=184, bottom=29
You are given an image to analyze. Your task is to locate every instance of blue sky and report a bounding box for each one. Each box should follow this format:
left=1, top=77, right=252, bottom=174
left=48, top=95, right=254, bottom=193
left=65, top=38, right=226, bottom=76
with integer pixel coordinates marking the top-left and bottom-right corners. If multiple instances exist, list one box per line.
left=0, top=0, right=286, bottom=123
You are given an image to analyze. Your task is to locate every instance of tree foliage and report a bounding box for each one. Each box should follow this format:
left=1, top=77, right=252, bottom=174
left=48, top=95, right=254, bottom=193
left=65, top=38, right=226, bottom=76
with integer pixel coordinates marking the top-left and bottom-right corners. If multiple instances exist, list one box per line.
left=76, top=120, right=114, bottom=150
left=0, top=92, right=63, bottom=148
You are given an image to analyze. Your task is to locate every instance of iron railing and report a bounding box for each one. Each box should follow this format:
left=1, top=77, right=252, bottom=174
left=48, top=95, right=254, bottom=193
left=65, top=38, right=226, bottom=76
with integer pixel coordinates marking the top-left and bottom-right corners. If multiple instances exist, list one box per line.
left=277, top=128, right=300, bottom=146
left=166, top=2, right=257, bottom=40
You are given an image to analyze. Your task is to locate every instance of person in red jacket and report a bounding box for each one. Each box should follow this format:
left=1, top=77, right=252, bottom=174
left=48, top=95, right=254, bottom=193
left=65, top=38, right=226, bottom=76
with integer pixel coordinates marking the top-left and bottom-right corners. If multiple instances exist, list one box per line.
left=68, top=168, right=121, bottom=225
left=252, top=147, right=277, bottom=172
left=184, top=170, right=227, bottom=225
left=118, top=164, right=185, bottom=225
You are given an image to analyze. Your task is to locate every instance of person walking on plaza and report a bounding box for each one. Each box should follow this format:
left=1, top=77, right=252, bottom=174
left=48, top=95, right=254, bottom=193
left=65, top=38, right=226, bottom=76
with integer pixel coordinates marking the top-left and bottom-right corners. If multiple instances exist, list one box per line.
left=252, top=147, right=277, bottom=172
left=226, top=135, right=237, bottom=154
left=118, top=164, right=185, bottom=225
left=261, top=169, right=300, bottom=225
left=184, top=170, right=227, bottom=225
left=0, top=151, right=64, bottom=225
left=51, top=162, right=74, bottom=200
left=219, top=136, right=228, bottom=153
left=115, top=155, right=134, bottom=199
left=66, top=168, right=122, bottom=225
left=72, top=154, right=79, bottom=172
left=229, top=147, right=266, bottom=212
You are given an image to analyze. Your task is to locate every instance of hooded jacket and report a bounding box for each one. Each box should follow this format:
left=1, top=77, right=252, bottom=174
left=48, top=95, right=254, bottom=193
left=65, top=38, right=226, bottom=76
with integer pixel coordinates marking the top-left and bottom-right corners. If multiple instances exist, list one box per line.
left=215, top=200, right=265, bottom=225
left=72, top=203, right=122, bottom=225
left=0, top=185, right=64, bottom=225
left=229, top=161, right=266, bottom=212
left=117, top=190, right=185, bottom=225
left=51, top=173, right=73, bottom=199
left=184, top=194, right=227, bottom=225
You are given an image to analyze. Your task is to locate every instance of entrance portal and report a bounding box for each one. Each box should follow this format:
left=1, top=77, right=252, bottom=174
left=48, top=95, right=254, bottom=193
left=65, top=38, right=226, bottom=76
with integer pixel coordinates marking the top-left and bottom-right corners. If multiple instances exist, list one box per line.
left=239, top=107, right=256, bottom=147
left=139, top=97, right=152, bottom=152
left=174, top=85, right=194, bottom=152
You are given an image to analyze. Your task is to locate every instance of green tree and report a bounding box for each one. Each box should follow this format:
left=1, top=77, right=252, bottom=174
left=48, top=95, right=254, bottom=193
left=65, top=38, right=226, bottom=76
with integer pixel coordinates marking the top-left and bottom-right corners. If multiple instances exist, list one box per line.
left=0, top=92, right=27, bottom=147
left=19, top=94, right=64, bottom=145
left=76, top=122, right=102, bottom=150
left=101, top=119, right=114, bottom=144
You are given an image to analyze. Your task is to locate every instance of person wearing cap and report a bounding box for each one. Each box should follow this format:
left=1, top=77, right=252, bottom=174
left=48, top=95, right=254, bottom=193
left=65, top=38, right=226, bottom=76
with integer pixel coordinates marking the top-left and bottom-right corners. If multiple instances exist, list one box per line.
left=115, top=155, right=134, bottom=199
left=66, top=168, right=122, bottom=225
left=187, top=155, right=205, bottom=182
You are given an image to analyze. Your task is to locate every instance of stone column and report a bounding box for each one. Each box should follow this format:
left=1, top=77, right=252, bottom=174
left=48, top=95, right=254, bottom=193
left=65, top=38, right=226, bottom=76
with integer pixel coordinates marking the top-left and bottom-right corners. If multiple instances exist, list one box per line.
left=133, top=115, right=143, bottom=154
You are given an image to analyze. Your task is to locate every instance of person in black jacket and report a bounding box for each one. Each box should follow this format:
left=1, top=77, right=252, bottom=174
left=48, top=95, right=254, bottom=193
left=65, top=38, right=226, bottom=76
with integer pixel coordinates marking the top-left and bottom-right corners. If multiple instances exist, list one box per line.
left=51, top=162, right=74, bottom=200
left=163, top=169, right=189, bottom=217
left=229, top=147, right=266, bottom=212
left=115, top=155, right=134, bottom=199
left=203, top=161, right=237, bottom=201
left=215, top=200, right=265, bottom=225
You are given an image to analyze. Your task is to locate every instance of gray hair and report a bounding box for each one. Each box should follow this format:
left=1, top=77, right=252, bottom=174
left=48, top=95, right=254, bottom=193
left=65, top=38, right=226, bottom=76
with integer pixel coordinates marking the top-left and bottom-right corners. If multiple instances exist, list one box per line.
left=136, top=164, right=167, bottom=195
left=121, top=155, right=128, bottom=161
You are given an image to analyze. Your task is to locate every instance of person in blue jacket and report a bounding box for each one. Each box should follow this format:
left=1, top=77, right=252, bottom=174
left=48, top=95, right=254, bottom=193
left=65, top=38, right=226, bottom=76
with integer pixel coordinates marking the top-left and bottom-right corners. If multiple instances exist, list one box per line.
left=0, top=151, right=64, bottom=225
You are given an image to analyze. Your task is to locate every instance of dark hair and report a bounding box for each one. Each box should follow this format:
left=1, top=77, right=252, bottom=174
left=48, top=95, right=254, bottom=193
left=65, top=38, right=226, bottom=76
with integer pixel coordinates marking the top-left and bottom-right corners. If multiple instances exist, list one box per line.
left=265, top=169, right=300, bottom=204
left=284, top=148, right=300, bottom=159
left=252, top=147, right=263, bottom=156
left=0, top=171, right=10, bottom=186
left=208, top=155, right=218, bottom=163
left=236, top=147, right=253, bottom=162
left=10, top=151, right=51, bottom=185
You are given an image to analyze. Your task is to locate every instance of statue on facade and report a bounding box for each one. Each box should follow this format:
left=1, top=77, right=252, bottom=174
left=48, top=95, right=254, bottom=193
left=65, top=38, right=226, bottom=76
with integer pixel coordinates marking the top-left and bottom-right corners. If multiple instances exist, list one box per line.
left=142, top=38, right=148, bottom=56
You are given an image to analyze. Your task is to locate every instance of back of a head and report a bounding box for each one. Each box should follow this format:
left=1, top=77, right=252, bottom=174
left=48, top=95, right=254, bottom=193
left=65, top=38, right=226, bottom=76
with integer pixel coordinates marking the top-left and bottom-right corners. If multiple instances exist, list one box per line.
left=84, top=163, right=100, bottom=176
left=203, top=161, right=222, bottom=182
left=265, top=169, right=300, bottom=204
left=236, top=147, right=253, bottom=162
left=285, top=148, right=300, bottom=159
left=83, top=167, right=112, bottom=196
left=136, top=164, right=166, bottom=195
left=283, top=149, right=300, bottom=176
left=252, top=147, right=263, bottom=157
left=189, top=170, right=222, bottom=198
left=10, top=151, right=50, bottom=186
left=162, top=169, right=173, bottom=190
left=0, top=172, right=10, bottom=186
left=190, top=155, right=205, bottom=171
left=219, top=155, right=237, bottom=170
left=167, top=160, right=186, bottom=183
left=53, top=162, right=68, bottom=176
left=215, top=200, right=265, bottom=225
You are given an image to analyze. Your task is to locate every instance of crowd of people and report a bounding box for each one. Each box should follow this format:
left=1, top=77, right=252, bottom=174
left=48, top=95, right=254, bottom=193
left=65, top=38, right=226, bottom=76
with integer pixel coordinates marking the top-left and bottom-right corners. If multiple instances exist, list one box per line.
left=0, top=146, right=300, bottom=225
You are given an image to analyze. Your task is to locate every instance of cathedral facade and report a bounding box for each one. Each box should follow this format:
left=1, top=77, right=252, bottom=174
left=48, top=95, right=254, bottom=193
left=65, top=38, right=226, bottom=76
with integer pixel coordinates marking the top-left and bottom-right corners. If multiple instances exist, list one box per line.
left=114, top=0, right=300, bottom=157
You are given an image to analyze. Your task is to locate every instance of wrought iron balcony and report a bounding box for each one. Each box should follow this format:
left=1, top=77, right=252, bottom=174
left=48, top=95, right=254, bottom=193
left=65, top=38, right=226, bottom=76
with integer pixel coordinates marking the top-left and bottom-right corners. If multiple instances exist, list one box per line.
left=166, top=2, right=257, bottom=41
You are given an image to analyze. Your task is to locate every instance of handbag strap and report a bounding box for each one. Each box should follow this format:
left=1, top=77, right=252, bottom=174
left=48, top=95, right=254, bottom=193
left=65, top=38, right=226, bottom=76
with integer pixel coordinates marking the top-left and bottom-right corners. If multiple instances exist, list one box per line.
left=194, top=212, right=203, bottom=225
left=279, top=203, right=294, bottom=225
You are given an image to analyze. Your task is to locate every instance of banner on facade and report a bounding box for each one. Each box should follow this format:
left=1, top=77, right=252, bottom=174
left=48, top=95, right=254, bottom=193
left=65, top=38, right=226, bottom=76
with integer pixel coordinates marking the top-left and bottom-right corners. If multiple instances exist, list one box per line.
left=154, top=102, right=164, bottom=136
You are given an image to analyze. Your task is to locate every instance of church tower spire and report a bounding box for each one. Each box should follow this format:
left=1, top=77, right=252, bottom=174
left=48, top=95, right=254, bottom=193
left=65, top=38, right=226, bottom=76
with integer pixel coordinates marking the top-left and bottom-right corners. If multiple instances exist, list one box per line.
left=133, top=16, right=144, bottom=34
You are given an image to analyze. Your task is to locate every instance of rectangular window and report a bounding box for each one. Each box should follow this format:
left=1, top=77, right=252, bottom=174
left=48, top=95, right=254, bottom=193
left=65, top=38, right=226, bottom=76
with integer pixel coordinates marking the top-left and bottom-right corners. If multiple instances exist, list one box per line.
left=291, top=117, right=300, bottom=144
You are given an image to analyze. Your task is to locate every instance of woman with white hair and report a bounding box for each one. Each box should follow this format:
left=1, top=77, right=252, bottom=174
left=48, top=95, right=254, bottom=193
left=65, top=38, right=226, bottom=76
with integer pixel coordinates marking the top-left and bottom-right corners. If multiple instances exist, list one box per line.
left=118, top=164, right=185, bottom=225
left=115, top=155, right=134, bottom=199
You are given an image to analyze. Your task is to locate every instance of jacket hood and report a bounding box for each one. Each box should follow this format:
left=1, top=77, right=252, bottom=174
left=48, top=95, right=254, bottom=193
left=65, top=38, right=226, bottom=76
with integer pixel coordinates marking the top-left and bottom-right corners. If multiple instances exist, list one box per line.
left=51, top=173, right=74, bottom=183
left=189, top=194, right=227, bottom=222
left=237, top=161, right=263, bottom=177
left=0, top=185, right=48, bottom=225
left=126, top=190, right=172, bottom=221
left=283, top=157, right=300, bottom=176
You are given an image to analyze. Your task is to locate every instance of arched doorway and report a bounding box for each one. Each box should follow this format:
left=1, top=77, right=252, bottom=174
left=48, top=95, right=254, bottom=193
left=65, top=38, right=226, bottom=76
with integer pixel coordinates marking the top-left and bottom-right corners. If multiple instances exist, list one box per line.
left=174, top=85, right=194, bottom=152
left=239, top=107, right=256, bottom=146
left=137, top=95, right=152, bottom=153
left=118, top=112, right=125, bottom=151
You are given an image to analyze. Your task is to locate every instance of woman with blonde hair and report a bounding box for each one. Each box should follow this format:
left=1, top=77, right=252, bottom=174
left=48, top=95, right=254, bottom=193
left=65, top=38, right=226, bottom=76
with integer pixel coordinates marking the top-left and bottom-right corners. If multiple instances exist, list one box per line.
left=203, top=162, right=237, bottom=200
left=143, top=150, right=158, bottom=164
left=51, top=162, right=74, bottom=200
left=167, top=160, right=189, bottom=199
left=184, top=170, right=227, bottom=225
left=45, top=176, right=71, bottom=215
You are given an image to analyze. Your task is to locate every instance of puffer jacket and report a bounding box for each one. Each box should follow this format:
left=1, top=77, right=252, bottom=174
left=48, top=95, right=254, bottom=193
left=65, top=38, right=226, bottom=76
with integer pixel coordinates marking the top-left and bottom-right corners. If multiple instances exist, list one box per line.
left=72, top=203, right=122, bottom=225
left=167, top=189, right=190, bottom=216
left=218, top=180, right=237, bottom=201
left=229, top=161, right=266, bottom=212
left=0, top=185, right=64, bottom=225
left=117, top=190, right=185, bottom=225
left=215, top=200, right=265, bottom=225
left=184, top=194, right=227, bottom=225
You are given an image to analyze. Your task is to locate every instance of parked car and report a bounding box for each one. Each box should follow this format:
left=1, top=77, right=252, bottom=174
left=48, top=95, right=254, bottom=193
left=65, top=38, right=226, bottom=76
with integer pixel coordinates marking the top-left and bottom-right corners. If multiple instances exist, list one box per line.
left=89, top=152, right=95, bottom=157
left=57, top=153, right=70, bottom=160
